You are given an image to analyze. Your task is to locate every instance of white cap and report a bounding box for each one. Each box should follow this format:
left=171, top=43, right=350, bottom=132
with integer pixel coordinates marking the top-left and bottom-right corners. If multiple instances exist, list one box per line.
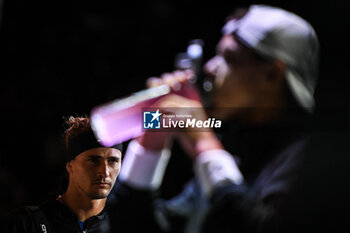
left=223, top=5, right=319, bottom=112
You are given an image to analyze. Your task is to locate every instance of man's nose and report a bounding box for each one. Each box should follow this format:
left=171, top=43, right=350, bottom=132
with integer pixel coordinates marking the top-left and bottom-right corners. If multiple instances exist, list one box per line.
left=204, top=56, right=223, bottom=77
left=98, top=161, right=110, bottom=177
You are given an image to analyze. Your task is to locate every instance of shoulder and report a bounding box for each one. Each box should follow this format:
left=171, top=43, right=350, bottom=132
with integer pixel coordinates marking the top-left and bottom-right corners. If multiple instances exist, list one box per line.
left=250, top=136, right=310, bottom=202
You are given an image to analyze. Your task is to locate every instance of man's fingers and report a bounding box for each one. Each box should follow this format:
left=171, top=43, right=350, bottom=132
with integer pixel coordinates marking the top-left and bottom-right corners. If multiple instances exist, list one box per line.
left=146, top=70, right=195, bottom=92
left=160, top=73, right=181, bottom=91
left=146, top=77, right=163, bottom=88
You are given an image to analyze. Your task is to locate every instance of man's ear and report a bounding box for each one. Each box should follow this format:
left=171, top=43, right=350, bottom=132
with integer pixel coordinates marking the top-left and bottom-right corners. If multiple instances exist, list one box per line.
left=266, top=60, right=286, bottom=83
left=66, top=161, right=73, bottom=174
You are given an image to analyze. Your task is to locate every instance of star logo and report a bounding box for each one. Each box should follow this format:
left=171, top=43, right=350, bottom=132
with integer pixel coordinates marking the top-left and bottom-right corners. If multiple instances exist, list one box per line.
left=143, top=109, right=162, bottom=129
left=150, top=109, right=162, bottom=122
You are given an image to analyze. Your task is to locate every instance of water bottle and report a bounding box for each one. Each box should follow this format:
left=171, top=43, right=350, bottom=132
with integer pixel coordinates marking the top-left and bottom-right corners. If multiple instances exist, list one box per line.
left=91, top=39, right=204, bottom=146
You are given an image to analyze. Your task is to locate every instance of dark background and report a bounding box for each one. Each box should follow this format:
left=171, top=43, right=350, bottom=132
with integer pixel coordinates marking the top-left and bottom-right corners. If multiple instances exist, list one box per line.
left=0, top=0, right=348, bottom=213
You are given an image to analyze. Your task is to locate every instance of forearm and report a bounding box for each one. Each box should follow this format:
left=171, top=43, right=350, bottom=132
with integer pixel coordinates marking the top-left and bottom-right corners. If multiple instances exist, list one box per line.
left=194, top=149, right=244, bottom=196
left=118, top=140, right=171, bottom=190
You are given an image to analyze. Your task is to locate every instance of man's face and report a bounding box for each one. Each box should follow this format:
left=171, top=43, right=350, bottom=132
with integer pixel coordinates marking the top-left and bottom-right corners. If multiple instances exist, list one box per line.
left=67, top=147, right=121, bottom=200
left=204, top=34, right=271, bottom=119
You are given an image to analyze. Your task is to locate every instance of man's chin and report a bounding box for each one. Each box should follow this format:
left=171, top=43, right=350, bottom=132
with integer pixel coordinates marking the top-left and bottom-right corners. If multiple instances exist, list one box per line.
left=89, top=190, right=110, bottom=199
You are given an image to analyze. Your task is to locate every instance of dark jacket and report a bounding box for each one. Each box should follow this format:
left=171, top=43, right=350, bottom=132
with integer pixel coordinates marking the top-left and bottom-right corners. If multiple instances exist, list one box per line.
left=151, top=113, right=314, bottom=233
left=1, top=196, right=109, bottom=233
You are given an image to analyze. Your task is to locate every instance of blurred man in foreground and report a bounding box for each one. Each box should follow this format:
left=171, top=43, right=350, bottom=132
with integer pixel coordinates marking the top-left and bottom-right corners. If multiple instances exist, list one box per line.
left=116, top=4, right=322, bottom=233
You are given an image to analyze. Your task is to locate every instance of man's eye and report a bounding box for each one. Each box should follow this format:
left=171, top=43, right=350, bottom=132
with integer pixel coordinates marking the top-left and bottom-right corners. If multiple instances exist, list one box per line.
left=88, top=158, right=99, bottom=163
left=108, top=158, right=120, bottom=163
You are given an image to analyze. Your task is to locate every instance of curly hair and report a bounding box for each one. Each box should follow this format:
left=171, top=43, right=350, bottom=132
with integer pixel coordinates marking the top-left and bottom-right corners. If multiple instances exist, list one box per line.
left=63, top=116, right=92, bottom=149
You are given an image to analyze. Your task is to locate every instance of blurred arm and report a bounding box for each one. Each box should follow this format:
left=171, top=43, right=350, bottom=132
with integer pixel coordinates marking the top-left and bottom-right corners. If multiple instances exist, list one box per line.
left=194, top=149, right=244, bottom=197
left=118, top=140, right=171, bottom=190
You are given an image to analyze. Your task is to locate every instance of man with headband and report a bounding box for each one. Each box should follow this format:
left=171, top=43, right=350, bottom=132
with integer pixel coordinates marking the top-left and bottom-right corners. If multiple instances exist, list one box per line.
left=2, top=116, right=123, bottom=233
